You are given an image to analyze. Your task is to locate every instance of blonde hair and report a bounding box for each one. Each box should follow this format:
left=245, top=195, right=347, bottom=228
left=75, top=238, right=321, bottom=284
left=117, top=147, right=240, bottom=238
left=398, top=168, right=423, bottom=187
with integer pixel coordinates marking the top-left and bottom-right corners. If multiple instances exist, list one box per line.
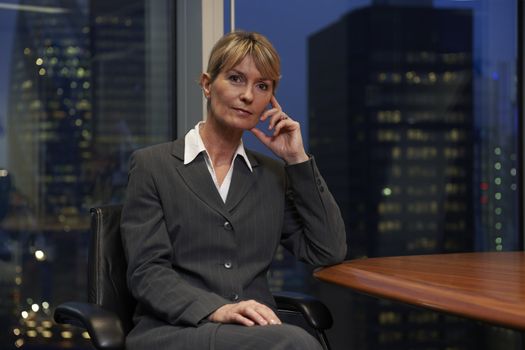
left=205, top=31, right=281, bottom=91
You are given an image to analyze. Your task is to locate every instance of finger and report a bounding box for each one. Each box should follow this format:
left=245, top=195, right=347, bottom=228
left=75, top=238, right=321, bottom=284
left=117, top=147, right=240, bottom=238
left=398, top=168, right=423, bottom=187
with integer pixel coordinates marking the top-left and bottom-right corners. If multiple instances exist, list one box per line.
left=260, top=107, right=279, bottom=122
left=231, top=313, right=256, bottom=327
left=250, top=127, right=272, bottom=147
left=257, top=304, right=282, bottom=325
left=243, top=300, right=282, bottom=325
left=253, top=306, right=281, bottom=325
left=270, top=95, right=282, bottom=110
left=243, top=307, right=268, bottom=325
left=273, top=118, right=297, bottom=137
left=269, top=112, right=288, bottom=130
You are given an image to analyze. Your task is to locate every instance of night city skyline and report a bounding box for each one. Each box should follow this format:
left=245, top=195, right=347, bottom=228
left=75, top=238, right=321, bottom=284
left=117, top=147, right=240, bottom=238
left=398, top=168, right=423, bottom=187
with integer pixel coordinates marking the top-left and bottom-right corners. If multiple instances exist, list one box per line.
left=0, top=0, right=521, bottom=349
left=309, top=5, right=478, bottom=349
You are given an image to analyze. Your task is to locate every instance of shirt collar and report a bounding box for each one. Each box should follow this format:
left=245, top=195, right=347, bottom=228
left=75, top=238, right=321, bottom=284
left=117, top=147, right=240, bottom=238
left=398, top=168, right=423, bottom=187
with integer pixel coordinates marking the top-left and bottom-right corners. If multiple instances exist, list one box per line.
left=184, top=121, right=253, bottom=172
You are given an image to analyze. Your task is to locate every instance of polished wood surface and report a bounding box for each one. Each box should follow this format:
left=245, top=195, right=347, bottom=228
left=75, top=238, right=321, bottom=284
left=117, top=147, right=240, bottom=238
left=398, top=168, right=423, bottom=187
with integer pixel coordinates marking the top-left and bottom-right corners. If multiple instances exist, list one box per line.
left=314, top=252, right=525, bottom=330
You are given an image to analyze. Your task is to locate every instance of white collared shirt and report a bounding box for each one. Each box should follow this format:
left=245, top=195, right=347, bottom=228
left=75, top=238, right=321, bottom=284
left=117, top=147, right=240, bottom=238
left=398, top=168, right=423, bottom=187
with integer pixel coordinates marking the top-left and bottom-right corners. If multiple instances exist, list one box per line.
left=184, top=122, right=253, bottom=203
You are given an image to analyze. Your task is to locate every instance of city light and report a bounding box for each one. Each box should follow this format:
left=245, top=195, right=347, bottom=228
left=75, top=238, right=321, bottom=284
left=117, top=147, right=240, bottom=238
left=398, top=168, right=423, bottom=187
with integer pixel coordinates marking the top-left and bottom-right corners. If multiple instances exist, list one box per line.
left=31, top=303, right=40, bottom=312
left=42, top=330, right=53, bottom=338
left=34, top=250, right=46, bottom=261
left=21, top=311, right=28, bottom=319
left=61, top=331, right=73, bottom=339
left=0, top=169, right=8, bottom=177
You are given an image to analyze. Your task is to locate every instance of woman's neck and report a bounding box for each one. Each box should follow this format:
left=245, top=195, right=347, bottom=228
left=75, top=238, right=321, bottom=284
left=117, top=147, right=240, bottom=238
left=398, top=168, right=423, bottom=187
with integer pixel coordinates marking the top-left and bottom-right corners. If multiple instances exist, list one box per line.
left=199, top=118, right=243, bottom=168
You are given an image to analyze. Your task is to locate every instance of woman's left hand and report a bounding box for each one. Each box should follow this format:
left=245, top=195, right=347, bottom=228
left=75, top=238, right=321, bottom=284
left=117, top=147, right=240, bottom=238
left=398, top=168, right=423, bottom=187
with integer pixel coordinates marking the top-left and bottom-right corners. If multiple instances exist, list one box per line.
left=250, top=96, right=309, bottom=165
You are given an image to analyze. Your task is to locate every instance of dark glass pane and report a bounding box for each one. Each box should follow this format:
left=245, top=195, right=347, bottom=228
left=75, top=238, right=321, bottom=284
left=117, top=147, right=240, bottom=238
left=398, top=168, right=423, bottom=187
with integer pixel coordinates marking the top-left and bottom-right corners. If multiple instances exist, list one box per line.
left=235, top=0, right=521, bottom=349
left=0, top=0, right=175, bottom=348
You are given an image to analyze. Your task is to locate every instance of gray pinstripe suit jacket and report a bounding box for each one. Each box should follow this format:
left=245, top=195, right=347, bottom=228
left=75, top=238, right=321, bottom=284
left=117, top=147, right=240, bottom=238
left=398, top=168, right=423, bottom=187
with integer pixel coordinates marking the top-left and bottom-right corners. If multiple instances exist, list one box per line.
left=120, top=138, right=346, bottom=349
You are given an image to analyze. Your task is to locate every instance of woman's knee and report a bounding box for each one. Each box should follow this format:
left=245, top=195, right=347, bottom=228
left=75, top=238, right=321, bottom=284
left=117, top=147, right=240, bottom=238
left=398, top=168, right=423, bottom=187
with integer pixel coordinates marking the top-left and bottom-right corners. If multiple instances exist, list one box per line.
left=272, top=324, right=323, bottom=350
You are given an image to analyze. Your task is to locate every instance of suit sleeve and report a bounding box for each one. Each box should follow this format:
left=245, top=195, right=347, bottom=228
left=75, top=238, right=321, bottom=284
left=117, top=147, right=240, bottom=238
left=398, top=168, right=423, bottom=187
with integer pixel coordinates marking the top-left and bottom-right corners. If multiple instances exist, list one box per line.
left=121, top=150, right=229, bottom=326
left=280, top=156, right=347, bottom=266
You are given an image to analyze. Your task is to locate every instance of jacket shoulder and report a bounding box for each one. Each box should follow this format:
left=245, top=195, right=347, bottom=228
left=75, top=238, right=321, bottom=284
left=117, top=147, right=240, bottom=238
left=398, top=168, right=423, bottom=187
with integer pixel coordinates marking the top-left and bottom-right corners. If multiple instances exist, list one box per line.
left=246, top=149, right=283, bottom=169
left=132, top=140, right=180, bottom=159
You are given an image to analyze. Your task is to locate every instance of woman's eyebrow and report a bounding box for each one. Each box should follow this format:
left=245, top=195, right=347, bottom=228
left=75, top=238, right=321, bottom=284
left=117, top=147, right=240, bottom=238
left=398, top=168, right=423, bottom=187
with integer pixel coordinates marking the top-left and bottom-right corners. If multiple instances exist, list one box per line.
left=227, top=68, right=246, bottom=77
left=228, top=68, right=271, bottom=82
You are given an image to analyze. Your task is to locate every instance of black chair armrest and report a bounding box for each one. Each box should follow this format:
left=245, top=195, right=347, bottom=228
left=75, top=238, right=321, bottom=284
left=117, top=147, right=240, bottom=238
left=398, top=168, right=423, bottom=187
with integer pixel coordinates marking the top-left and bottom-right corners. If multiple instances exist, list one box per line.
left=273, top=291, right=333, bottom=330
left=54, top=301, right=125, bottom=350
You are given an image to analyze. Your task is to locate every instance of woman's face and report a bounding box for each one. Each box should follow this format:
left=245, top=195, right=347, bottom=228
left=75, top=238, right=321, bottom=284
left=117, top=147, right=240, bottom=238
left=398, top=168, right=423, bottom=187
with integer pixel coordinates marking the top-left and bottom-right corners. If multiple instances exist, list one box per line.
left=202, top=55, right=274, bottom=131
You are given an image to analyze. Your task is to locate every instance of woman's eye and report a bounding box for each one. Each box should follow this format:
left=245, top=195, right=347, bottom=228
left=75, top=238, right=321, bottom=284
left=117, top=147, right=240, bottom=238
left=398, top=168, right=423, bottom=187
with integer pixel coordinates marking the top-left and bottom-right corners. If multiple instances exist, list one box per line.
left=257, top=83, right=269, bottom=91
left=228, top=74, right=242, bottom=83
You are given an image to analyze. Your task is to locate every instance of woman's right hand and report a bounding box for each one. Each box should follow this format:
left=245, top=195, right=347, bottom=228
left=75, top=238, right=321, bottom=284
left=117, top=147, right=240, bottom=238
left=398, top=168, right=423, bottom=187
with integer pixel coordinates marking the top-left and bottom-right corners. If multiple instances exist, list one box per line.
left=208, top=300, right=282, bottom=326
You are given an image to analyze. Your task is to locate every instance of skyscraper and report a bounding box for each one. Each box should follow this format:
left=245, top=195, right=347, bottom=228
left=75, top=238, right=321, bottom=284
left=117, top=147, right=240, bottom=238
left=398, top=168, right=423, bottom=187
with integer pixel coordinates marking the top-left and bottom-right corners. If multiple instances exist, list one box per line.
left=5, top=2, right=93, bottom=347
left=3, top=1, right=176, bottom=347
left=7, top=0, right=92, bottom=222
left=309, top=4, right=473, bottom=258
left=309, top=4, right=477, bottom=349
left=87, top=0, right=174, bottom=204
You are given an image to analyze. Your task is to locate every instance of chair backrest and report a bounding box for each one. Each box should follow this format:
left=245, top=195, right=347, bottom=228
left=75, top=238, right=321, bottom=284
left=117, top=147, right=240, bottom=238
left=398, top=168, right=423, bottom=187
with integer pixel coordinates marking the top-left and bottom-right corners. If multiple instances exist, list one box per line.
left=88, top=205, right=135, bottom=335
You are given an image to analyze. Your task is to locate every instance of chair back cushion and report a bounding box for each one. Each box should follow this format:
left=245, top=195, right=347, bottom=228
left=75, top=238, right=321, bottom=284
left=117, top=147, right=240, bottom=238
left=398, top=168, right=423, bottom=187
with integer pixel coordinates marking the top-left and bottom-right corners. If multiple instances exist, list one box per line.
left=88, top=205, right=135, bottom=334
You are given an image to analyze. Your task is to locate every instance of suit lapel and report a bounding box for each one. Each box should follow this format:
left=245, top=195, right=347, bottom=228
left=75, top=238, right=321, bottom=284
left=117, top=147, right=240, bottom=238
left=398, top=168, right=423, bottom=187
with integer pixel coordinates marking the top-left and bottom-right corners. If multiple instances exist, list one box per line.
left=171, top=139, right=261, bottom=216
left=225, top=155, right=258, bottom=212
left=171, top=139, right=231, bottom=219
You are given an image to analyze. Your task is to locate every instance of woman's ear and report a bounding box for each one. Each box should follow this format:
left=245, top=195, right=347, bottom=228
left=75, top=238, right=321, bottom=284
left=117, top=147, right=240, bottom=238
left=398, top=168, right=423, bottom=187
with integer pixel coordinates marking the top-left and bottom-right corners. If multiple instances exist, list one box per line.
left=200, top=73, right=212, bottom=99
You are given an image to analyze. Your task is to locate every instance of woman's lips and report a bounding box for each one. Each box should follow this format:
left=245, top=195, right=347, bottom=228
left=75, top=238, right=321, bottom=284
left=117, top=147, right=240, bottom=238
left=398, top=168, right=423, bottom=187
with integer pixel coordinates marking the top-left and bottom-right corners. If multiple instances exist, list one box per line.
left=232, top=107, right=252, bottom=116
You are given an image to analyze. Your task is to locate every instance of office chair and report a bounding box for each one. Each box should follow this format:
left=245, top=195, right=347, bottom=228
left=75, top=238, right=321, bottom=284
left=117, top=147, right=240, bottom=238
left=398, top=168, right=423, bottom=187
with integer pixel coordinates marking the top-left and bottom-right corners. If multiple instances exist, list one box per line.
left=54, top=205, right=333, bottom=350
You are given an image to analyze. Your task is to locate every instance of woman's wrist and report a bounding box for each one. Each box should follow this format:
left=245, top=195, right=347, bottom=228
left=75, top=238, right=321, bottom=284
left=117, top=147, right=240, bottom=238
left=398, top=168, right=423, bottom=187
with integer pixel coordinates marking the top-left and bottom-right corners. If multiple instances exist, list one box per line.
left=284, top=152, right=309, bottom=165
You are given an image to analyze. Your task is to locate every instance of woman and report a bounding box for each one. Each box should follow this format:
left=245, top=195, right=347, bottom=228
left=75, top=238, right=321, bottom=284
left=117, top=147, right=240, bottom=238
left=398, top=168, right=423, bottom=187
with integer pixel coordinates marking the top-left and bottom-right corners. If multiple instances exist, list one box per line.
left=121, top=31, right=346, bottom=350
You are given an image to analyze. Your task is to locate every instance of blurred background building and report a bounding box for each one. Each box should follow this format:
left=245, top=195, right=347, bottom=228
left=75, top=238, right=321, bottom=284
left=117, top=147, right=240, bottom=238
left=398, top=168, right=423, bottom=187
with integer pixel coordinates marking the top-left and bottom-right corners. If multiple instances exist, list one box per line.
left=309, top=4, right=478, bottom=349
left=0, top=0, right=174, bottom=348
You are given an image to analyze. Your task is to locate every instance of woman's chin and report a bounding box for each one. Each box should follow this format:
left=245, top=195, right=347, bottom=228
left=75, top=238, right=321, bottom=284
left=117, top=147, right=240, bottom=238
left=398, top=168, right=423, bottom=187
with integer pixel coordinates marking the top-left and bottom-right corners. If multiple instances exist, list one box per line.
left=231, top=117, right=259, bottom=130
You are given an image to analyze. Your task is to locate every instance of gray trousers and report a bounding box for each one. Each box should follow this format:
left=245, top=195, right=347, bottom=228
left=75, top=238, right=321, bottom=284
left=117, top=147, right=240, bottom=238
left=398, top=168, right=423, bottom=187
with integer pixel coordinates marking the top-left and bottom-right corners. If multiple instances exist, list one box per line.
left=214, top=323, right=323, bottom=350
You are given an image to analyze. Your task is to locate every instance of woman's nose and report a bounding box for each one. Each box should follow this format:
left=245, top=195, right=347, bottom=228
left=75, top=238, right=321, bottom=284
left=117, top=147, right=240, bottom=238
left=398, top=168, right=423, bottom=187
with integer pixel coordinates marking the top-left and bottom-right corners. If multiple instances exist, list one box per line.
left=240, top=87, right=253, bottom=103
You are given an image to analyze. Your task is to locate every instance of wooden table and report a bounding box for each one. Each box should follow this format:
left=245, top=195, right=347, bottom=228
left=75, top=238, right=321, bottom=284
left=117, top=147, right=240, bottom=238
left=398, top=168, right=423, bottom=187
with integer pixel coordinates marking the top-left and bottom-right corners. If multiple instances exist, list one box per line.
left=314, top=252, right=525, bottom=331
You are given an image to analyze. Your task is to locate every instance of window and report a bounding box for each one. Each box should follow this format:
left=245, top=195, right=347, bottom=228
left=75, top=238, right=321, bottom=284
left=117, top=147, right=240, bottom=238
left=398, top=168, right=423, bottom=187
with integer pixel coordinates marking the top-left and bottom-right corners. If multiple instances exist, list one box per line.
left=0, top=1, right=175, bottom=348
left=233, top=0, right=521, bottom=349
